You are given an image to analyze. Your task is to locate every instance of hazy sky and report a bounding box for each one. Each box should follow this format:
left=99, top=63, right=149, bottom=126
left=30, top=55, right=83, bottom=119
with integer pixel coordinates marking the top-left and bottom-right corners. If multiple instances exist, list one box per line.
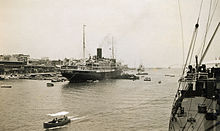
left=0, top=0, right=219, bottom=67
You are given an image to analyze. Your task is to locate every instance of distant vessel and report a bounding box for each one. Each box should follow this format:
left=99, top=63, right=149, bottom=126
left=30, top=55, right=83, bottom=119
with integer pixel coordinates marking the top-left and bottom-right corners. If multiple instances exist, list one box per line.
left=61, top=49, right=122, bottom=82
left=165, top=74, right=175, bottom=77
left=169, top=1, right=220, bottom=130
left=61, top=25, right=122, bottom=82
left=47, top=83, right=54, bottom=87
left=136, top=72, right=148, bottom=75
left=1, top=85, right=12, bottom=88
left=136, top=64, right=148, bottom=75
left=144, top=77, right=151, bottom=81
left=137, top=64, right=145, bottom=72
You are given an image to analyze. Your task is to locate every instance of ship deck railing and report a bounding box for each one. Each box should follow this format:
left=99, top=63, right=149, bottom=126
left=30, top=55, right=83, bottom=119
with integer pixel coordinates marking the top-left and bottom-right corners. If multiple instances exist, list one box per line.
left=61, top=68, right=116, bottom=72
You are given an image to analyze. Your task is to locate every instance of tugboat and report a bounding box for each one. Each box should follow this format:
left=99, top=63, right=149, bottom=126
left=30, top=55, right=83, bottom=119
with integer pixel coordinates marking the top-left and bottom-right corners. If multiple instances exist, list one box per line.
left=136, top=64, right=148, bottom=75
left=168, top=1, right=220, bottom=130
left=61, top=25, right=122, bottom=83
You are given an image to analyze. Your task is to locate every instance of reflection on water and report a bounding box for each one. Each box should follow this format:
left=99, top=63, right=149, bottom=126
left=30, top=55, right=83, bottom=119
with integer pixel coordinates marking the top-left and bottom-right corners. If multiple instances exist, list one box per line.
left=0, top=68, right=180, bottom=131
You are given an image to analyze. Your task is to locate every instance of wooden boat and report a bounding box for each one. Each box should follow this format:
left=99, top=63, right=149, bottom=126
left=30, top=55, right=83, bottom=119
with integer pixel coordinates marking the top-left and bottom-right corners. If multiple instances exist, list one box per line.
left=43, top=111, right=70, bottom=129
left=1, top=85, right=12, bottom=88
left=43, top=116, right=70, bottom=129
left=47, top=83, right=54, bottom=87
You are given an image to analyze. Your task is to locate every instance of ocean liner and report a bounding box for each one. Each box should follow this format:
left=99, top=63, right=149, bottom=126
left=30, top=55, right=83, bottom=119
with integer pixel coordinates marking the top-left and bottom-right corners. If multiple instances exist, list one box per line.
left=169, top=0, right=220, bottom=130
left=61, top=48, right=122, bottom=82
left=61, top=25, right=122, bottom=82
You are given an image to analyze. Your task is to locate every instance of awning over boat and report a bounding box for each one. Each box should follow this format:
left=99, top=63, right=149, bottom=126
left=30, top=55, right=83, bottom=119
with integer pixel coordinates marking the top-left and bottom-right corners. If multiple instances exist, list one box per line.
left=47, top=111, right=69, bottom=116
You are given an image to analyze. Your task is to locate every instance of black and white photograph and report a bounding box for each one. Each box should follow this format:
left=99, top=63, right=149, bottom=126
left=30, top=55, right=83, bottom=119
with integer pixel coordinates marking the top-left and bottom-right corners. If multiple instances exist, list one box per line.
left=0, top=0, right=220, bottom=130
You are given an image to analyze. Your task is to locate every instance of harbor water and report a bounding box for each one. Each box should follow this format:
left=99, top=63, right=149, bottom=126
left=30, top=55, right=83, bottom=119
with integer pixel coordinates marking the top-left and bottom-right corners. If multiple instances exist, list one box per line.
left=0, top=68, right=180, bottom=131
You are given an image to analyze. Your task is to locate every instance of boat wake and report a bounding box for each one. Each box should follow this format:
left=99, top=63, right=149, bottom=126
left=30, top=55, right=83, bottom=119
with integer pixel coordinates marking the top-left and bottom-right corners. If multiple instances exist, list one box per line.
left=44, top=125, right=67, bottom=130
left=68, top=116, right=86, bottom=121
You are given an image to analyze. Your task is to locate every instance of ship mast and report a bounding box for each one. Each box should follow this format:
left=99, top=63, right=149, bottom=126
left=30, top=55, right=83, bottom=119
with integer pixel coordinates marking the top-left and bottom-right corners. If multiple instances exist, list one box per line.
left=199, top=22, right=220, bottom=66
left=83, top=25, right=86, bottom=59
left=112, top=36, right=114, bottom=59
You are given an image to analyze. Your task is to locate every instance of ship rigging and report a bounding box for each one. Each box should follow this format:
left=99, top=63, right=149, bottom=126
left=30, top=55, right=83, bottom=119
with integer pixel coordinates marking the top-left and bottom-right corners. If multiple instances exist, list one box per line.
left=169, top=0, right=220, bottom=130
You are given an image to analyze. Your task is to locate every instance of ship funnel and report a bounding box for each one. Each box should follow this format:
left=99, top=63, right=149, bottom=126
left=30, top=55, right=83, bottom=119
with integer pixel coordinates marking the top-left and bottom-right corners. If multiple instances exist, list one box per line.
left=97, top=48, right=102, bottom=59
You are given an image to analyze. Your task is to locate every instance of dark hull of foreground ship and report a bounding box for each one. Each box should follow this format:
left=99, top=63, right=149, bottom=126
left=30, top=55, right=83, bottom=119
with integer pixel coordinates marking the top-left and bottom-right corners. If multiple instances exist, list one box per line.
left=169, top=67, right=220, bottom=131
left=61, top=69, right=122, bottom=82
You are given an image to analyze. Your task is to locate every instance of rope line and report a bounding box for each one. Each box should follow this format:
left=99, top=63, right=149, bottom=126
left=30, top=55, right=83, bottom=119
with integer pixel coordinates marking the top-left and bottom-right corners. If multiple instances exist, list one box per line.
left=189, top=28, right=199, bottom=64
left=200, top=0, right=213, bottom=57
left=177, top=0, right=185, bottom=68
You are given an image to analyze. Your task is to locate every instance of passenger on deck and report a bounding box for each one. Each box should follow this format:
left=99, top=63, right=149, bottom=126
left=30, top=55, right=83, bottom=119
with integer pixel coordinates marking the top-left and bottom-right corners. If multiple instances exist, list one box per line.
left=186, top=65, right=194, bottom=79
left=187, top=65, right=193, bottom=73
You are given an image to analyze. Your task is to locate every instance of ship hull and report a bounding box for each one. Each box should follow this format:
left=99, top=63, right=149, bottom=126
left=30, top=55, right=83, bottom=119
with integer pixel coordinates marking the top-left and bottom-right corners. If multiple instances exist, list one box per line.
left=169, top=67, right=220, bottom=131
left=61, top=69, right=122, bottom=82
left=169, top=96, right=220, bottom=131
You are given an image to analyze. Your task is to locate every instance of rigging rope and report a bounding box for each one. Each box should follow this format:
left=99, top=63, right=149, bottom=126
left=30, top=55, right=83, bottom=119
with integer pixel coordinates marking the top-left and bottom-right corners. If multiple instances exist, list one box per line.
left=171, top=0, right=220, bottom=130
left=197, top=0, right=219, bottom=59
left=172, top=0, right=204, bottom=106
left=199, top=22, right=220, bottom=66
left=181, top=26, right=198, bottom=78
left=171, top=0, right=206, bottom=127
left=189, top=99, right=213, bottom=131
left=207, top=0, right=219, bottom=31
left=181, top=0, right=203, bottom=77
left=200, top=0, right=213, bottom=57
left=189, top=27, right=199, bottom=64
left=184, top=99, right=212, bottom=131
left=197, top=0, right=204, bottom=23
left=197, top=0, right=219, bottom=58
left=177, top=0, right=185, bottom=69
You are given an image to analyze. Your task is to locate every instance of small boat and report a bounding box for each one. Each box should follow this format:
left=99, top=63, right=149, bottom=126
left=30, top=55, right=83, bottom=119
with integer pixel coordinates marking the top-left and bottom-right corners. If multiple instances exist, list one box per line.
left=1, top=85, right=12, bottom=88
left=120, top=73, right=139, bottom=80
left=43, top=111, right=71, bottom=129
left=86, top=80, right=93, bottom=83
left=93, top=80, right=99, bottom=83
left=0, top=75, right=5, bottom=80
left=136, top=72, right=148, bottom=75
left=47, top=83, right=54, bottom=87
left=51, top=77, right=65, bottom=82
left=144, top=77, right=151, bottom=81
left=165, top=74, right=175, bottom=77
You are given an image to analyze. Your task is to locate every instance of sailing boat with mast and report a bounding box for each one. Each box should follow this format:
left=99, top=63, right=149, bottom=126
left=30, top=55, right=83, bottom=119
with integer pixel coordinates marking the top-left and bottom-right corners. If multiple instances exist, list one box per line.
left=169, top=0, right=220, bottom=130
left=61, top=25, right=122, bottom=82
